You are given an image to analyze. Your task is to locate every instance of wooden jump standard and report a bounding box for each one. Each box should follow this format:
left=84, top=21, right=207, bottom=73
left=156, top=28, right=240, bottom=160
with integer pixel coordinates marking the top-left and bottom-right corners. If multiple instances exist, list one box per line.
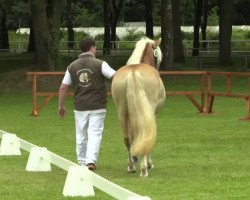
left=26, top=71, right=250, bottom=120
left=27, top=72, right=73, bottom=116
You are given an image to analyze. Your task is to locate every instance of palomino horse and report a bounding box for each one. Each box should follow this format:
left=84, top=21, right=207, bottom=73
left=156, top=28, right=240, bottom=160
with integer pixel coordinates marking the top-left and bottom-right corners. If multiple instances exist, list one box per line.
left=111, top=37, right=166, bottom=177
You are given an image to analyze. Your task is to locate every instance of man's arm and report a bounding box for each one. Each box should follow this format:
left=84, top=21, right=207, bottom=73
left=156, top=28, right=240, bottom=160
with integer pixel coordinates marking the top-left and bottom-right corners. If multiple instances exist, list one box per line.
left=101, top=61, right=116, bottom=80
left=58, top=83, right=69, bottom=118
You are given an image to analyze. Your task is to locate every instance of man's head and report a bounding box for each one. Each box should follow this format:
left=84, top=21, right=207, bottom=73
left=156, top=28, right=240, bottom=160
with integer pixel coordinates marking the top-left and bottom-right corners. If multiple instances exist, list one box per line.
left=79, top=37, right=96, bottom=54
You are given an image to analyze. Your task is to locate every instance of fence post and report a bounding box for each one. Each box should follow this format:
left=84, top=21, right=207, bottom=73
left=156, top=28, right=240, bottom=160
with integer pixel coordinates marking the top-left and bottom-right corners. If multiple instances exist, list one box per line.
left=207, top=73, right=214, bottom=113
left=31, top=73, right=38, bottom=116
left=201, top=73, right=206, bottom=112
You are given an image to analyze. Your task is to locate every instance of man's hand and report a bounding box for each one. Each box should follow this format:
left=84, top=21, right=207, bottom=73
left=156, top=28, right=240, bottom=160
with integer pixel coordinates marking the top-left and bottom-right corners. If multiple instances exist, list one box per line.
left=58, top=106, right=66, bottom=118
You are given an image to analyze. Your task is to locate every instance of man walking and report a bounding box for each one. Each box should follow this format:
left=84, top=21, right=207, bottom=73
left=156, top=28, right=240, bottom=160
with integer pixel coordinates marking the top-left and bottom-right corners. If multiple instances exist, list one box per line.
left=58, top=37, right=116, bottom=170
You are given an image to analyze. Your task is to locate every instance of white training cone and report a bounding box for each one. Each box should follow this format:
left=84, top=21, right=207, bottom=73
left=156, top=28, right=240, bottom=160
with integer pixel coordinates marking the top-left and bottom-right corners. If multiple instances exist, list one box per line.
left=63, top=166, right=95, bottom=197
left=0, top=133, right=21, bottom=155
left=26, top=147, right=51, bottom=171
left=127, top=196, right=151, bottom=200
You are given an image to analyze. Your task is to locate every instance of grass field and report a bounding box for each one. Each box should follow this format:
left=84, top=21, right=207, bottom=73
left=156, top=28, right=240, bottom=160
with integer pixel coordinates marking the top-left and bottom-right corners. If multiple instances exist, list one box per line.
left=0, top=52, right=250, bottom=199
left=0, top=81, right=250, bottom=200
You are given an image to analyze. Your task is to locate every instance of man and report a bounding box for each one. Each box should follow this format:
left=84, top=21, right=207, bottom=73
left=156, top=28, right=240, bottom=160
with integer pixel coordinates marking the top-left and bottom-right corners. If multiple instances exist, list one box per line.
left=58, top=37, right=116, bottom=170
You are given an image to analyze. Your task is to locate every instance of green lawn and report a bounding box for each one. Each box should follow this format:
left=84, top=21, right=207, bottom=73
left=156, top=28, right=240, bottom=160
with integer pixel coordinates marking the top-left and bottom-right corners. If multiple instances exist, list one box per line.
left=0, top=87, right=250, bottom=199
left=0, top=52, right=250, bottom=199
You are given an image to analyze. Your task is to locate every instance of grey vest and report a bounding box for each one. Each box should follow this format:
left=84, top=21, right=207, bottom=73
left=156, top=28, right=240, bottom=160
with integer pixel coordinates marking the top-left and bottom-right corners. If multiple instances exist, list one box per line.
left=68, top=54, right=107, bottom=111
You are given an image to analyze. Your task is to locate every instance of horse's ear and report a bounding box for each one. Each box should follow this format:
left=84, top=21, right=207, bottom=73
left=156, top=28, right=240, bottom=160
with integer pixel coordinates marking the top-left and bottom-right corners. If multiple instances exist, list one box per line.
left=155, top=38, right=161, bottom=46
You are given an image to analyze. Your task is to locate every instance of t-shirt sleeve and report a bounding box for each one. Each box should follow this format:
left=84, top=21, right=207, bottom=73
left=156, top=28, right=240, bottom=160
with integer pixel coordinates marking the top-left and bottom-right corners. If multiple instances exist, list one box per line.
left=101, top=61, right=116, bottom=79
left=62, top=69, right=72, bottom=85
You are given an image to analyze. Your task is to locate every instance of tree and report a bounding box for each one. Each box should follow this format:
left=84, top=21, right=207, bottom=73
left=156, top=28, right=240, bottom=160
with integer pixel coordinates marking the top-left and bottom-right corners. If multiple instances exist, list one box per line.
left=233, top=0, right=250, bottom=24
left=144, top=0, right=154, bottom=38
left=66, top=0, right=75, bottom=49
left=201, top=0, right=208, bottom=49
left=109, top=0, right=124, bottom=48
left=30, top=0, right=64, bottom=71
left=0, top=1, right=9, bottom=50
left=103, top=0, right=111, bottom=55
left=172, top=0, right=184, bottom=62
left=218, top=0, right=233, bottom=66
left=67, top=0, right=103, bottom=27
left=103, top=0, right=124, bottom=53
left=123, top=0, right=145, bottom=22
left=27, top=24, right=35, bottom=52
left=160, top=0, right=173, bottom=70
left=192, top=0, right=203, bottom=56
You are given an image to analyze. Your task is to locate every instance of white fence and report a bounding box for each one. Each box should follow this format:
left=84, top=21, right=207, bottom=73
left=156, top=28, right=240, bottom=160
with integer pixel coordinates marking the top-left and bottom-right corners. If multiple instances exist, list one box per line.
left=0, top=130, right=150, bottom=200
left=6, top=39, right=250, bottom=55
left=16, top=25, right=250, bottom=37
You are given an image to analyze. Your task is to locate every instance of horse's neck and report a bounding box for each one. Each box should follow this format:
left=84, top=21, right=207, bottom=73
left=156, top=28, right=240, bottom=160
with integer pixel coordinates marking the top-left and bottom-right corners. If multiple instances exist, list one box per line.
left=141, top=54, right=155, bottom=67
left=140, top=44, right=156, bottom=68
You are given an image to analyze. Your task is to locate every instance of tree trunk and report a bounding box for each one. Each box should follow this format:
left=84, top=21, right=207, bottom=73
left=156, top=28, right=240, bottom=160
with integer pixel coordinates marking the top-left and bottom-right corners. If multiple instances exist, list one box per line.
left=144, top=0, right=154, bottom=39
left=172, top=0, right=184, bottom=62
left=66, top=0, right=74, bottom=49
left=27, top=23, right=35, bottom=52
left=110, top=25, right=116, bottom=49
left=103, top=0, right=111, bottom=55
left=192, top=0, right=203, bottom=56
left=0, top=3, right=9, bottom=50
left=46, top=0, right=64, bottom=70
left=30, top=0, right=52, bottom=71
left=30, top=0, right=64, bottom=71
left=110, top=0, right=124, bottom=49
left=218, top=0, right=233, bottom=66
left=160, top=0, right=173, bottom=70
left=201, top=0, right=208, bottom=49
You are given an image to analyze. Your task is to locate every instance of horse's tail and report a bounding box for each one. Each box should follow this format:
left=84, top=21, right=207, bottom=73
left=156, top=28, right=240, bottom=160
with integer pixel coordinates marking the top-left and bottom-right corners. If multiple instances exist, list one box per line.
left=126, top=70, right=156, bottom=156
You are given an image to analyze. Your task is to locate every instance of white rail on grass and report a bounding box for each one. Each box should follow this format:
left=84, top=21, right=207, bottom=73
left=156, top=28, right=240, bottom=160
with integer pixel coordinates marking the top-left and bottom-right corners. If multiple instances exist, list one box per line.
left=0, top=130, right=150, bottom=200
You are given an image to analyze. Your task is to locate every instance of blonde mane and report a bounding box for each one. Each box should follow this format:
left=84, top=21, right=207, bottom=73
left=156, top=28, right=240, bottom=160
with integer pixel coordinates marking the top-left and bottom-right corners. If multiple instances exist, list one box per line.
left=126, top=37, right=155, bottom=65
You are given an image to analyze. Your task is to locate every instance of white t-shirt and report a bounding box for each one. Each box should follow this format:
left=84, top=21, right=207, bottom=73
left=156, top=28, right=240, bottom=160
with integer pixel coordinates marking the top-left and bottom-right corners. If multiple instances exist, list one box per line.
left=62, top=60, right=116, bottom=85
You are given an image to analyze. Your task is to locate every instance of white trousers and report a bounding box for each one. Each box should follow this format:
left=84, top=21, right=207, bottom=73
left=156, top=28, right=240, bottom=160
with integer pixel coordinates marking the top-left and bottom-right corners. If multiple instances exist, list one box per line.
left=74, top=109, right=106, bottom=165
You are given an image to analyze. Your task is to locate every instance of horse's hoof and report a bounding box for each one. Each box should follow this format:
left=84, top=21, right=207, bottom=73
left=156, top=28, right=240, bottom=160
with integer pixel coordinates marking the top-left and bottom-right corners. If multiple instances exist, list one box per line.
left=127, top=165, right=136, bottom=173
left=140, top=169, right=148, bottom=177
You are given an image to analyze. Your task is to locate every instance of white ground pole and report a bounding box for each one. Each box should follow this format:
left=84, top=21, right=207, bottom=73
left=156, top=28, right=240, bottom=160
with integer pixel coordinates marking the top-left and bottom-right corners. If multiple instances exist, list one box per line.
left=0, top=130, right=151, bottom=200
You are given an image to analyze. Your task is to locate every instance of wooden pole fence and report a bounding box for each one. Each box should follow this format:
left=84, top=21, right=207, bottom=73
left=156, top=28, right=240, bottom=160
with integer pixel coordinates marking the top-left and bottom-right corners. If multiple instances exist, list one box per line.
left=26, top=71, right=250, bottom=120
left=206, top=71, right=250, bottom=120
left=160, top=71, right=207, bottom=113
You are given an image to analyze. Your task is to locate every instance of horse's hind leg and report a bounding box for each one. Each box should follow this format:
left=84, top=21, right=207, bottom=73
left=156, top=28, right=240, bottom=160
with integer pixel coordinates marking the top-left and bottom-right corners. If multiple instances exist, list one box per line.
left=140, top=155, right=149, bottom=177
left=120, top=115, right=136, bottom=173
left=147, top=155, right=154, bottom=169
left=124, top=137, right=136, bottom=173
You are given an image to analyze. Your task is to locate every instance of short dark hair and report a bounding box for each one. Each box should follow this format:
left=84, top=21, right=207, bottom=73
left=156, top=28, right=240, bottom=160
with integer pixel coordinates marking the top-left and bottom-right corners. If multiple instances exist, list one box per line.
left=79, top=37, right=96, bottom=52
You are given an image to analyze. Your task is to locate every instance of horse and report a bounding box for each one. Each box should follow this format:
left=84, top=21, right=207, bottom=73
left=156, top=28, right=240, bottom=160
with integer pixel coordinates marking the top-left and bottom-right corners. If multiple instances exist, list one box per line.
left=111, top=36, right=166, bottom=177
